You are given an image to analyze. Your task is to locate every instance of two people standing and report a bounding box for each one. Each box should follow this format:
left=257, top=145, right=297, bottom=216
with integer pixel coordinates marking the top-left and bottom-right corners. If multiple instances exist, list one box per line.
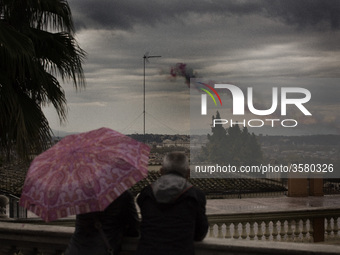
left=65, top=152, right=208, bottom=255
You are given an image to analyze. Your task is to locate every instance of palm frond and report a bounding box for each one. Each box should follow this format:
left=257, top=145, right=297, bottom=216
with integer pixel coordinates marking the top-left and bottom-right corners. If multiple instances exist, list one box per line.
left=28, top=28, right=86, bottom=89
left=0, top=84, right=51, bottom=159
left=0, top=0, right=86, bottom=161
left=0, top=21, right=36, bottom=80
left=28, top=0, right=74, bottom=33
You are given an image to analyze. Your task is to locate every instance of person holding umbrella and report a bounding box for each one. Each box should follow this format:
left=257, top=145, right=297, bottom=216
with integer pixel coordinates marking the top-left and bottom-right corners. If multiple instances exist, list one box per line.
left=136, top=152, right=208, bottom=255
left=64, top=190, right=139, bottom=255
left=19, top=128, right=150, bottom=255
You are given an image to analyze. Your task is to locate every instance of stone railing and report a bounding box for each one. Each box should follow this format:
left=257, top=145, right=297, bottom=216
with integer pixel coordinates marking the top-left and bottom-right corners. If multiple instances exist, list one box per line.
left=207, top=208, right=340, bottom=243
left=0, top=221, right=73, bottom=255
left=1, top=221, right=340, bottom=255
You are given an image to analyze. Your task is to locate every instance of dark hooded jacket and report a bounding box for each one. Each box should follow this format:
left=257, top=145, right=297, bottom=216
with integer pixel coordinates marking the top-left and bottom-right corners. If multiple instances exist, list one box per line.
left=136, top=173, right=208, bottom=255
left=64, top=191, right=139, bottom=255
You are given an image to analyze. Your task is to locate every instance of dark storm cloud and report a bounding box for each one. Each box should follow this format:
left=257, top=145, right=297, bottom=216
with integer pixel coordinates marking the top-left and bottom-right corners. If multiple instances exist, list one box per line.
left=68, top=0, right=261, bottom=29
left=69, top=0, right=340, bottom=31
left=51, top=0, right=340, bottom=135
left=264, top=0, right=340, bottom=30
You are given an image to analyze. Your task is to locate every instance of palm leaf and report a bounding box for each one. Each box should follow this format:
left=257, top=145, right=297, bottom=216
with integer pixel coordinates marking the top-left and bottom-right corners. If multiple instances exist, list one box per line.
left=28, top=28, right=86, bottom=89
left=0, top=0, right=86, bottom=160
left=0, top=21, right=36, bottom=80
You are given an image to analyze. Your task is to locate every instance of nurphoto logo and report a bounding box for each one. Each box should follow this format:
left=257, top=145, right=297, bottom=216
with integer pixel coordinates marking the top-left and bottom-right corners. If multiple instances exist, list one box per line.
left=198, top=82, right=312, bottom=128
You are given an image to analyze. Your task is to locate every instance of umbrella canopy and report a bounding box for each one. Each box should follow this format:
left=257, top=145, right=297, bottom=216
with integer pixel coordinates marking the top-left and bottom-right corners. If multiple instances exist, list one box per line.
left=19, top=127, right=150, bottom=222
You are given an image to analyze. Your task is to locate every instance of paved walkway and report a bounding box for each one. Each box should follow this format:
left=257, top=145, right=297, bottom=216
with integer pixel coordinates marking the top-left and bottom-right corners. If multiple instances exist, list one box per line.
left=206, top=194, right=340, bottom=214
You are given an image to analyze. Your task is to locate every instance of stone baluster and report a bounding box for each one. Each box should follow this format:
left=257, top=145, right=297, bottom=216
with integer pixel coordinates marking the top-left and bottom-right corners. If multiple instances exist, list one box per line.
left=293, top=219, right=300, bottom=242
left=326, top=217, right=333, bottom=240
left=256, top=221, right=263, bottom=241
left=233, top=222, right=240, bottom=239
left=209, top=223, right=215, bottom=238
left=0, top=195, right=9, bottom=219
left=264, top=221, right=271, bottom=240
left=249, top=221, right=256, bottom=240
left=217, top=223, right=224, bottom=238
left=272, top=220, right=279, bottom=241
left=279, top=220, right=286, bottom=241
left=287, top=220, right=294, bottom=241
left=309, top=220, right=314, bottom=243
left=333, top=217, right=339, bottom=238
left=241, top=222, right=248, bottom=239
left=225, top=222, right=232, bottom=239
left=301, top=219, right=308, bottom=242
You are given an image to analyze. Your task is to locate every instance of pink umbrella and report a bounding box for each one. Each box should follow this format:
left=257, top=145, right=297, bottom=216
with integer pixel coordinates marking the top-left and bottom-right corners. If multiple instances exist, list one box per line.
left=19, top=127, right=150, bottom=222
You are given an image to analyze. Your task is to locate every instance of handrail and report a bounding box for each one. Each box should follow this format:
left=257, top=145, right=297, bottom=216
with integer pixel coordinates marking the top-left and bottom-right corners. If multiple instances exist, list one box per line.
left=7, top=208, right=340, bottom=243
left=1, top=221, right=340, bottom=255
left=0, top=189, right=20, bottom=200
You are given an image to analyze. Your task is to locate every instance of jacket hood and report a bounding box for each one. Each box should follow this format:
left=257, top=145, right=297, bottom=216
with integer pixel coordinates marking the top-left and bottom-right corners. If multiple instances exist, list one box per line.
left=152, top=173, right=192, bottom=203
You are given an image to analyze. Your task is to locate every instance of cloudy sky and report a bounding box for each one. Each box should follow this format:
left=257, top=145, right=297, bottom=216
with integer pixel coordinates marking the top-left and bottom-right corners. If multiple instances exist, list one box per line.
left=43, top=0, right=340, bottom=136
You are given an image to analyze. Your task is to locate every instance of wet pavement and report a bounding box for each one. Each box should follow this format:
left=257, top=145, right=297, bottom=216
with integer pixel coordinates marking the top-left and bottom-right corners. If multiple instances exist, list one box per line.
left=206, top=194, right=340, bottom=214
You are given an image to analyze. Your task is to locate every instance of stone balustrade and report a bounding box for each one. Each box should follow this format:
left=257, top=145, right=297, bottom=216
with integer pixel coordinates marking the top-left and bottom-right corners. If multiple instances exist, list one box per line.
left=207, top=208, right=340, bottom=242
left=1, top=221, right=340, bottom=255
left=2, top=197, right=340, bottom=254
left=3, top=207, right=340, bottom=242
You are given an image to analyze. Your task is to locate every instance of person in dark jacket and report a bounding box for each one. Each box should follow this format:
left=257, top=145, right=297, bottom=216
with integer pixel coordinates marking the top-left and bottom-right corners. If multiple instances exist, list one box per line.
left=136, top=152, right=209, bottom=255
left=64, top=190, right=139, bottom=255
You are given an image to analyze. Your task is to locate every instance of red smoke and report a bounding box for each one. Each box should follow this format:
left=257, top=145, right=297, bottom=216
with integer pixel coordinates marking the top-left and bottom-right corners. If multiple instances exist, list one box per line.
left=170, top=63, right=197, bottom=87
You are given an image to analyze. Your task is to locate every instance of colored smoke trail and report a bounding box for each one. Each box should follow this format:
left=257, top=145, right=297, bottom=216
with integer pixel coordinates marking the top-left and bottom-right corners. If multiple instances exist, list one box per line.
left=170, top=63, right=197, bottom=87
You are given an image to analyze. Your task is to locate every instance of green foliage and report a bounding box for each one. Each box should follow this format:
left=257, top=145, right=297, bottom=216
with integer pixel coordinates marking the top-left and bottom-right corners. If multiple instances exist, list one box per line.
left=200, top=111, right=263, bottom=166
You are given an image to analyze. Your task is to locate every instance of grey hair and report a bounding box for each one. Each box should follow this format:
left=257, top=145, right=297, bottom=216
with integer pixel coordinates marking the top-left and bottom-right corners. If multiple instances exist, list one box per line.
left=162, top=152, right=189, bottom=177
